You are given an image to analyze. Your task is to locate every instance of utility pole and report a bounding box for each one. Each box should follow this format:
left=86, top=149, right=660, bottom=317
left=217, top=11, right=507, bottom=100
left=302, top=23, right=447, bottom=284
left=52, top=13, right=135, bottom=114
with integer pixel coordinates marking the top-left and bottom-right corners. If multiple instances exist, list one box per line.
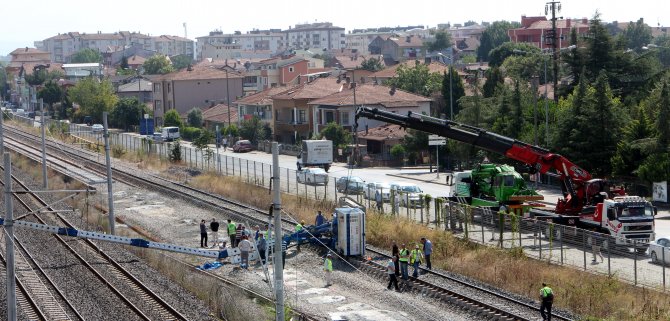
left=103, top=112, right=115, bottom=235
left=546, top=1, right=561, bottom=103
left=40, top=99, right=47, bottom=189
left=271, top=142, right=284, bottom=321
left=0, top=100, right=5, bottom=155
left=5, top=152, right=17, bottom=321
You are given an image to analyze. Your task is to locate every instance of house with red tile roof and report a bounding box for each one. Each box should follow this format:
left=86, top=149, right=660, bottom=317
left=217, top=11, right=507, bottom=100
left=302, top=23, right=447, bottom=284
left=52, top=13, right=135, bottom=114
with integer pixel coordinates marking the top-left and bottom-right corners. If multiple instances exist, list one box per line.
left=151, top=64, right=244, bottom=126
left=270, top=77, right=344, bottom=143
left=507, top=16, right=590, bottom=50
left=356, top=124, right=408, bottom=159
left=307, top=82, right=431, bottom=142
left=381, top=35, right=425, bottom=63
left=235, top=85, right=296, bottom=130
left=200, top=103, right=238, bottom=129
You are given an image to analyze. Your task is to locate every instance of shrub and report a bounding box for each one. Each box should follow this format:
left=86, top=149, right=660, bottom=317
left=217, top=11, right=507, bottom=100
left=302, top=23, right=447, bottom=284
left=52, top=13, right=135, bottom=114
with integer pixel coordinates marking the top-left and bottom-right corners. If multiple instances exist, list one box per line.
left=180, top=126, right=202, bottom=141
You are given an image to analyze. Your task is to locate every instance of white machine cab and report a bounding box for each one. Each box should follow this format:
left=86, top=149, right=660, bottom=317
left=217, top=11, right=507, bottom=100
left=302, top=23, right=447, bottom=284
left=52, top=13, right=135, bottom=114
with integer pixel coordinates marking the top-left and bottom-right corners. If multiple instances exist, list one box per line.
left=335, top=207, right=366, bottom=256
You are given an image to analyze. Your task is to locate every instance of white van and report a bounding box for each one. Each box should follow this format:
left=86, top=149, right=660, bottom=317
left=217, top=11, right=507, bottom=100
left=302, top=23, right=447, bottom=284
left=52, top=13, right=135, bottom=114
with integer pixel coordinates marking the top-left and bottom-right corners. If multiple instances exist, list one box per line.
left=161, top=126, right=180, bottom=141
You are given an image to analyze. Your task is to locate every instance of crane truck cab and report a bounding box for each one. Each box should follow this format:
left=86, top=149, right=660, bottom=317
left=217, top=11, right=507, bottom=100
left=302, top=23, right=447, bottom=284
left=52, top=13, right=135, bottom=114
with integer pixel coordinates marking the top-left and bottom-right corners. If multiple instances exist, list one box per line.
left=592, top=196, right=656, bottom=247
left=446, top=171, right=472, bottom=197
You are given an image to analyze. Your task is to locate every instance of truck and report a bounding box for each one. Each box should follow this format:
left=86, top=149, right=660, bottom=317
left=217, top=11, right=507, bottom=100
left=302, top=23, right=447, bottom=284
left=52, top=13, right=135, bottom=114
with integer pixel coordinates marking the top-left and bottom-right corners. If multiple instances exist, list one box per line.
left=447, top=163, right=543, bottom=205
left=355, top=107, right=656, bottom=251
left=161, top=126, right=180, bottom=142
left=297, top=140, right=333, bottom=172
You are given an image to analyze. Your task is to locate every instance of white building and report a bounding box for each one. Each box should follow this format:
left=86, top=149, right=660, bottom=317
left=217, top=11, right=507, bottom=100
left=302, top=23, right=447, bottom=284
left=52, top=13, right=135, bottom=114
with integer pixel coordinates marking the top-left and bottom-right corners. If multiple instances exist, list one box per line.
left=285, top=22, right=345, bottom=51
left=196, top=30, right=285, bottom=60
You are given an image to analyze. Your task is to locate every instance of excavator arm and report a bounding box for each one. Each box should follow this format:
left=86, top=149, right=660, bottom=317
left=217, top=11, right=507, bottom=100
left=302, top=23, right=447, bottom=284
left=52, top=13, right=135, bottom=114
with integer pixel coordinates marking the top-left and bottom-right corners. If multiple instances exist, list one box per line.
left=355, top=107, right=592, bottom=214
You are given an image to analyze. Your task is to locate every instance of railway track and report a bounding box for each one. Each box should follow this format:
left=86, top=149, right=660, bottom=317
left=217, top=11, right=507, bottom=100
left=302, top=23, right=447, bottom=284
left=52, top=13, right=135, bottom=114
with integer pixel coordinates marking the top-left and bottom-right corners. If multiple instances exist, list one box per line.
left=4, top=122, right=575, bottom=320
left=1, top=164, right=188, bottom=320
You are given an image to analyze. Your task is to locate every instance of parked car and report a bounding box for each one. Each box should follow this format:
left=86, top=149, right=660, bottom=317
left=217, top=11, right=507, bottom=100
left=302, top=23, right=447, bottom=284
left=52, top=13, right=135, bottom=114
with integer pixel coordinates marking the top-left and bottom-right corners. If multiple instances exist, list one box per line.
left=92, top=124, right=104, bottom=133
left=364, top=182, right=392, bottom=201
left=296, top=167, right=329, bottom=185
left=390, top=182, right=425, bottom=207
left=649, top=237, right=670, bottom=265
left=83, top=116, right=93, bottom=126
left=233, top=140, right=253, bottom=153
left=336, top=176, right=365, bottom=194
left=149, top=132, right=163, bottom=143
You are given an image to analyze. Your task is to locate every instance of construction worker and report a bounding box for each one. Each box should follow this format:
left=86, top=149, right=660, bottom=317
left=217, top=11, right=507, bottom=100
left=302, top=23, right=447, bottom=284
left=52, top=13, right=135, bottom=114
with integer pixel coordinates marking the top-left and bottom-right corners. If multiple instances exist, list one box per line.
left=323, top=253, right=333, bottom=287
left=227, top=219, right=236, bottom=248
left=410, top=244, right=424, bottom=278
left=296, top=220, right=305, bottom=252
left=539, top=283, right=554, bottom=321
left=398, top=243, right=410, bottom=280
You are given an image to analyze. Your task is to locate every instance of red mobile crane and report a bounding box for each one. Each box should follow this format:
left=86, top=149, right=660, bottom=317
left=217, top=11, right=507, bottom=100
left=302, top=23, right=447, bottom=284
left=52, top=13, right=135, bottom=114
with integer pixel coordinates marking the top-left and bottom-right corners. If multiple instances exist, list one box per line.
left=355, top=107, right=655, bottom=248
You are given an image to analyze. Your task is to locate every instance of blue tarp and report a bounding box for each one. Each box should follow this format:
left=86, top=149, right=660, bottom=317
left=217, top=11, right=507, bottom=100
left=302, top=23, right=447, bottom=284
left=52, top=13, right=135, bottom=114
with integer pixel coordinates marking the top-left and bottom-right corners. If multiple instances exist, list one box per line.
left=197, top=261, right=224, bottom=271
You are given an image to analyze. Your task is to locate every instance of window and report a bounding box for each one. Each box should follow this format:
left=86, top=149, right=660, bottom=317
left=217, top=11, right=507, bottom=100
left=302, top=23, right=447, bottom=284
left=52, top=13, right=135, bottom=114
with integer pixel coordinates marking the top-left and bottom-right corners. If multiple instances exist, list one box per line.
left=325, top=111, right=334, bottom=123
left=340, top=111, right=350, bottom=125
left=154, top=100, right=162, bottom=113
left=154, top=83, right=161, bottom=93
left=167, top=83, right=171, bottom=93
left=299, top=110, right=306, bottom=123
left=289, top=66, right=294, bottom=72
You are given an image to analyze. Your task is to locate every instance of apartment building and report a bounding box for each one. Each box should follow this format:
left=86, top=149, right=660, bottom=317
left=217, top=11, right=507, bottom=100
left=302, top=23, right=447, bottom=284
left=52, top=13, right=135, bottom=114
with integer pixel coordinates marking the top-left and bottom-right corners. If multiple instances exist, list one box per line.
left=285, top=22, right=345, bottom=51
left=36, top=31, right=194, bottom=64
left=507, top=16, right=589, bottom=49
left=152, top=64, right=244, bottom=126
left=196, top=29, right=285, bottom=60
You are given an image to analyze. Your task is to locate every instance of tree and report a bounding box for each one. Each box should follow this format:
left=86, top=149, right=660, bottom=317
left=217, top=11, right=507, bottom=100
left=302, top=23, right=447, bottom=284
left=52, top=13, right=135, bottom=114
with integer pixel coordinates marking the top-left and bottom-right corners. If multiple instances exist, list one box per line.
left=120, top=56, right=129, bottom=70
left=584, top=13, right=614, bottom=82
left=440, top=66, right=466, bottom=118
left=171, top=55, right=193, bottom=70
left=163, top=109, right=183, bottom=127
left=623, top=18, right=652, bottom=53
left=37, top=81, right=63, bottom=115
left=239, top=116, right=267, bottom=145
left=477, top=21, right=519, bottom=62
left=67, top=78, right=118, bottom=123
left=224, top=124, right=239, bottom=138
left=488, top=42, right=540, bottom=68
left=426, top=31, right=452, bottom=52
left=70, top=48, right=103, bottom=63
left=0, top=62, right=7, bottom=101
left=482, top=67, right=504, bottom=98
left=110, top=98, right=148, bottom=131
left=359, top=57, right=384, bottom=72
left=318, top=122, right=351, bottom=151
left=143, top=55, right=174, bottom=75
left=385, top=62, right=442, bottom=97
left=187, top=108, right=203, bottom=127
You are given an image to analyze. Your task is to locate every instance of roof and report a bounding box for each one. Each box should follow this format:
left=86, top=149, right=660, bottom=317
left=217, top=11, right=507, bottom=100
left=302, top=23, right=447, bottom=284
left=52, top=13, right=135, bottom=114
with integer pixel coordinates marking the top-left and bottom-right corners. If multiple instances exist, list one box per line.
left=201, top=104, right=238, bottom=125
left=80, top=33, right=124, bottom=40
left=236, top=85, right=296, bottom=106
left=307, top=83, right=431, bottom=107
left=155, top=64, right=244, bottom=81
left=126, top=55, right=147, bottom=65
left=10, top=47, right=49, bottom=55
left=276, top=56, right=307, bottom=68
left=369, top=61, right=449, bottom=79
left=388, top=36, right=424, bottom=48
left=63, top=63, right=102, bottom=68
left=272, top=77, right=343, bottom=100
left=523, top=19, right=589, bottom=30
left=357, top=124, right=408, bottom=141
left=117, top=79, right=153, bottom=92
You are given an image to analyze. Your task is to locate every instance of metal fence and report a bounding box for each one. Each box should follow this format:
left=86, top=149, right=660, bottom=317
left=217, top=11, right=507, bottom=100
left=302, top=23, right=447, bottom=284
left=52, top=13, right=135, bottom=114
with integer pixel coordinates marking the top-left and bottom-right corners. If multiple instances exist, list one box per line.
left=17, top=117, right=669, bottom=292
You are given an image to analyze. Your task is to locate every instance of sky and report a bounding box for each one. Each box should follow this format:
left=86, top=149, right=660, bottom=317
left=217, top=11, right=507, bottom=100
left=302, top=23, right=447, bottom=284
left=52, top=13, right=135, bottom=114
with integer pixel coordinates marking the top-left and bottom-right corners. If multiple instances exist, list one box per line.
left=2, top=0, right=669, bottom=56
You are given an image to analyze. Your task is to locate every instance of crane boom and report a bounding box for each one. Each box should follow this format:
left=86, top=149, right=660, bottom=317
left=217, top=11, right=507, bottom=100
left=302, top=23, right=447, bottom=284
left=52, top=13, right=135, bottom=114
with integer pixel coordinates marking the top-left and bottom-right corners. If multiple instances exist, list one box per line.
left=355, top=107, right=595, bottom=214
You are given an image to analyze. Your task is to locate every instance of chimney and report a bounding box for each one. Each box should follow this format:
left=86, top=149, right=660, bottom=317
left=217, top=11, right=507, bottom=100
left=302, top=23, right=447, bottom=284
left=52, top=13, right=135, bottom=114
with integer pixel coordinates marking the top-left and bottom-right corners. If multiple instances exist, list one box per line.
left=365, top=124, right=369, bottom=135
left=25, top=47, right=29, bottom=52
left=566, top=18, right=571, bottom=28
left=406, top=36, right=411, bottom=43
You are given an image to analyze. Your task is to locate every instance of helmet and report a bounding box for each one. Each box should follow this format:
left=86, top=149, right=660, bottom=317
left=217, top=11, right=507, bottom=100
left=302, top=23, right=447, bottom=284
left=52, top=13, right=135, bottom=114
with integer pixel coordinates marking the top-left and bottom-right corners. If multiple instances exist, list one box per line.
left=327, top=253, right=332, bottom=257
left=301, top=220, right=305, bottom=225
